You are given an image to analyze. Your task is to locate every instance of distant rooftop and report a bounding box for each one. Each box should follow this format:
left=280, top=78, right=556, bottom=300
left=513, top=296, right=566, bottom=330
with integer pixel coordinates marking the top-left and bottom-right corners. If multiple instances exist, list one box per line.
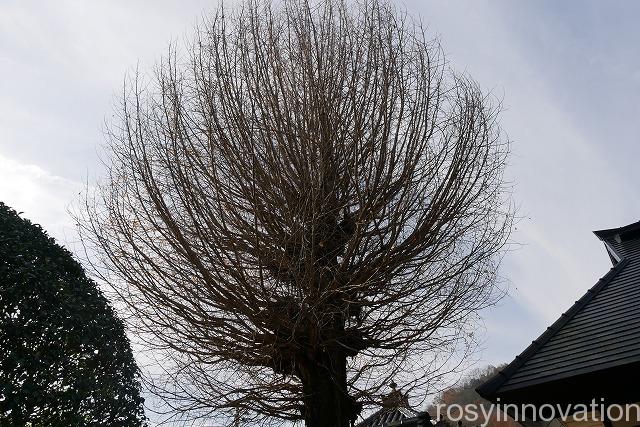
left=356, top=387, right=432, bottom=427
left=356, top=406, right=421, bottom=427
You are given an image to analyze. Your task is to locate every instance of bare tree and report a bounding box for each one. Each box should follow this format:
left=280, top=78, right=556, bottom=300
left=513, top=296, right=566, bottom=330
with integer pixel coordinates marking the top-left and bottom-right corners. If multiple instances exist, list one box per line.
left=79, top=1, right=513, bottom=426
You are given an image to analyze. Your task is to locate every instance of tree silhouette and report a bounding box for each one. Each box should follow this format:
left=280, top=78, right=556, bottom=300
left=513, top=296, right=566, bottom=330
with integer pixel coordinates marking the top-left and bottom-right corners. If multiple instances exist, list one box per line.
left=80, top=1, right=513, bottom=426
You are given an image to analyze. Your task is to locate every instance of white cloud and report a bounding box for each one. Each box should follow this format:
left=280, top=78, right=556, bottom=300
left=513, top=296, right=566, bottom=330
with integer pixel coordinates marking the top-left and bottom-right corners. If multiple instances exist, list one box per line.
left=0, top=152, right=81, bottom=248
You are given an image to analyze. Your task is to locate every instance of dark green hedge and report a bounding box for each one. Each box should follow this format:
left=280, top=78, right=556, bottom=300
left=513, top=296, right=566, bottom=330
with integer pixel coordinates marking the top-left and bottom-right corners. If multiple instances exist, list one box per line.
left=0, top=202, right=146, bottom=426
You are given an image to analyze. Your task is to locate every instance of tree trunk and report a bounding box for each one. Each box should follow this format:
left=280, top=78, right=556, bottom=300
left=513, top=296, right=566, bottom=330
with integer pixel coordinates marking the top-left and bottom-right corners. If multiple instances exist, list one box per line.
left=298, top=352, right=357, bottom=427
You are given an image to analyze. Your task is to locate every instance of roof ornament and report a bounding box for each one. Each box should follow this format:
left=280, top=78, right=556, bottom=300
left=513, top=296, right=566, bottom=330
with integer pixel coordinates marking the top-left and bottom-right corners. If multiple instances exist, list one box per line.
left=382, top=380, right=410, bottom=409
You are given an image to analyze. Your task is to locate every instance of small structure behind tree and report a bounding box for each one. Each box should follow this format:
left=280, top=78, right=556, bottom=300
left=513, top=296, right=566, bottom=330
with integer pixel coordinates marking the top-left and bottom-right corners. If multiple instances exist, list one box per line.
left=357, top=383, right=423, bottom=427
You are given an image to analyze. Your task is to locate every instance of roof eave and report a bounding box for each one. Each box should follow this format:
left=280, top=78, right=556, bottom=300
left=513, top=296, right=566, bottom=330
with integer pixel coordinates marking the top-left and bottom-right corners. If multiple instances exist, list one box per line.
left=594, top=220, right=640, bottom=241
left=475, top=258, right=629, bottom=401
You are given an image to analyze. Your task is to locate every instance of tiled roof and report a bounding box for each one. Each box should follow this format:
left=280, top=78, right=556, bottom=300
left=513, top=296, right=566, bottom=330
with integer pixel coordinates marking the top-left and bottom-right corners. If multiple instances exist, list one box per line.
left=477, top=220, right=640, bottom=398
left=356, top=407, right=419, bottom=427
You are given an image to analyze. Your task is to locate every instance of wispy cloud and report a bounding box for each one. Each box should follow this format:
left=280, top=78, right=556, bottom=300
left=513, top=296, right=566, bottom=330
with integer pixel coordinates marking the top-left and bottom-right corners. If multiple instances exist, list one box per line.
left=0, top=152, right=81, bottom=246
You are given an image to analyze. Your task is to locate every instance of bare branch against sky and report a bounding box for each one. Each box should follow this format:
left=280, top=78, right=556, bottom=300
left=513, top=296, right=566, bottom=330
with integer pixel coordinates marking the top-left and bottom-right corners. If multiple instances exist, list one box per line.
left=77, top=1, right=513, bottom=425
left=4, top=0, right=640, bottom=425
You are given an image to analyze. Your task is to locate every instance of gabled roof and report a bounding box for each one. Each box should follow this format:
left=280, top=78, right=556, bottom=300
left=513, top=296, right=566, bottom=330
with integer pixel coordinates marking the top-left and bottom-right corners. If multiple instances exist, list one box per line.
left=357, top=406, right=419, bottom=427
left=477, top=220, right=640, bottom=402
left=357, top=407, right=435, bottom=427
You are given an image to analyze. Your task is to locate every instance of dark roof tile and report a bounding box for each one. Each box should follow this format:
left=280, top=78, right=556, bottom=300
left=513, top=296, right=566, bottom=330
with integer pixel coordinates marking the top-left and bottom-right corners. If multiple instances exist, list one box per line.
left=477, top=220, right=640, bottom=399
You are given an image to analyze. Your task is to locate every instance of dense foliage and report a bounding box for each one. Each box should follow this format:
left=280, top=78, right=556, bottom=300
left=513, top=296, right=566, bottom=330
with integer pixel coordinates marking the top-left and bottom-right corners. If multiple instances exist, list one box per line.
left=0, top=202, right=145, bottom=426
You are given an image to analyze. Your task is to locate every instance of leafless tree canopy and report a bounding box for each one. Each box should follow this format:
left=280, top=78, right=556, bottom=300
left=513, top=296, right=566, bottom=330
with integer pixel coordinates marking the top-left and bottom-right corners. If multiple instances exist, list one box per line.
left=80, top=0, right=513, bottom=425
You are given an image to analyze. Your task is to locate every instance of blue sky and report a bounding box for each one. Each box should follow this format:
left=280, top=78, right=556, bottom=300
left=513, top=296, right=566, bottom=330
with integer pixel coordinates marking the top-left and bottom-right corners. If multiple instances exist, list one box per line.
left=2, top=0, right=640, bottom=419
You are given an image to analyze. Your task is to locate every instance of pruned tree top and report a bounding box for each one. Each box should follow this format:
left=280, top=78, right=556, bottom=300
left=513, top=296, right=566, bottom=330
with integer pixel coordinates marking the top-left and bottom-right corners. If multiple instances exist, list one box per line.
left=0, top=202, right=146, bottom=426
left=79, top=0, right=514, bottom=426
